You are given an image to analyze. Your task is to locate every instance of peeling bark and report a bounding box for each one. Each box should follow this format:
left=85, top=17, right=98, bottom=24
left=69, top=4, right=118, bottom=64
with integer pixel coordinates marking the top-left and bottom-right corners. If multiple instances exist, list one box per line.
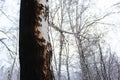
left=19, top=0, right=53, bottom=80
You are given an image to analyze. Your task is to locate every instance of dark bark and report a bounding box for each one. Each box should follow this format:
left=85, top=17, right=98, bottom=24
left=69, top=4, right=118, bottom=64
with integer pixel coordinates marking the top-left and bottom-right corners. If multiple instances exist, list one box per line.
left=19, top=0, right=53, bottom=80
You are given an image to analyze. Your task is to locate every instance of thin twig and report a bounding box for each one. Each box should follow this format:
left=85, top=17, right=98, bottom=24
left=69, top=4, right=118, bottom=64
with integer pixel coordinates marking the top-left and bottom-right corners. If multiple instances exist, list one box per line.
left=0, top=9, right=17, bottom=25
left=0, top=38, right=16, bottom=58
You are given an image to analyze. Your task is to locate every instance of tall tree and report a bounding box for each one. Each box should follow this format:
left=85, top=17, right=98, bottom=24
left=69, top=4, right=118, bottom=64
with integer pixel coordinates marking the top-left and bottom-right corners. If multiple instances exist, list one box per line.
left=19, top=0, right=53, bottom=80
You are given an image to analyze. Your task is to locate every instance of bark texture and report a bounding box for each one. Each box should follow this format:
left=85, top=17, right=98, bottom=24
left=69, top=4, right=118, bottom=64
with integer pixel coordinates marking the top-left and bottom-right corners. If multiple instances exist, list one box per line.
left=19, top=0, right=53, bottom=80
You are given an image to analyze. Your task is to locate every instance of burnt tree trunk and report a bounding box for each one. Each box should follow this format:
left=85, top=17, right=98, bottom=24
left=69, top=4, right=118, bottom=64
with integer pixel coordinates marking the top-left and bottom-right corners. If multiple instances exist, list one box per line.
left=19, top=0, right=53, bottom=80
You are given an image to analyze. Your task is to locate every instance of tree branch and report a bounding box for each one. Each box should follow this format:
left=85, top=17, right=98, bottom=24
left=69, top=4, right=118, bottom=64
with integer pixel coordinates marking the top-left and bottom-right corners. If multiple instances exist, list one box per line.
left=0, top=38, right=16, bottom=58
left=49, top=22, right=89, bottom=39
left=0, top=9, right=17, bottom=25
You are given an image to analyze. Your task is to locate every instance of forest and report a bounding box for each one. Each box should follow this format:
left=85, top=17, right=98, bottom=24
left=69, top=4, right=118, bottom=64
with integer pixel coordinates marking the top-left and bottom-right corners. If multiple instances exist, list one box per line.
left=0, top=0, right=120, bottom=80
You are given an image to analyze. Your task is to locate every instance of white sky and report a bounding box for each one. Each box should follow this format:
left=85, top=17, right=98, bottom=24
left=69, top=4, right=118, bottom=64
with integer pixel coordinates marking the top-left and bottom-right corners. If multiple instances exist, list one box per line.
left=96, top=0, right=120, bottom=56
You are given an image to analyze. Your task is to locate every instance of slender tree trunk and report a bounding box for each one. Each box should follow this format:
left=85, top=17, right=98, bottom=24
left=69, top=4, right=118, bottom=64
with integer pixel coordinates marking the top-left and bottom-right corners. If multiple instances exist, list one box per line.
left=117, top=63, right=120, bottom=80
left=98, top=43, right=108, bottom=80
left=58, top=0, right=64, bottom=79
left=19, top=0, right=53, bottom=80
left=92, top=52, right=101, bottom=80
left=65, top=42, right=70, bottom=80
left=66, top=51, right=70, bottom=80
left=58, top=32, right=64, bottom=80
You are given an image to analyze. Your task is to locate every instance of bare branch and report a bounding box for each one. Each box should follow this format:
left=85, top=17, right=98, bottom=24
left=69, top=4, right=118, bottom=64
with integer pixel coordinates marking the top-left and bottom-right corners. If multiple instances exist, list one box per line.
left=0, top=29, right=17, bottom=41
left=0, top=38, right=16, bottom=58
left=49, top=22, right=89, bottom=39
left=0, top=9, right=17, bottom=25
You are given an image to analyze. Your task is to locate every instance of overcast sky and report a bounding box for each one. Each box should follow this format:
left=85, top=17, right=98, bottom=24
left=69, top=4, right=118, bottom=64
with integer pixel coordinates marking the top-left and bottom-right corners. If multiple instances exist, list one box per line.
left=98, top=0, right=120, bottom=56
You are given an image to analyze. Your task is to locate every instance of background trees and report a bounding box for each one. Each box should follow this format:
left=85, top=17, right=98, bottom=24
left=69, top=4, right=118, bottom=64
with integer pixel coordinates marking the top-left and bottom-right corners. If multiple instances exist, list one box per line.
left=49, top=0, right=120, bottom=80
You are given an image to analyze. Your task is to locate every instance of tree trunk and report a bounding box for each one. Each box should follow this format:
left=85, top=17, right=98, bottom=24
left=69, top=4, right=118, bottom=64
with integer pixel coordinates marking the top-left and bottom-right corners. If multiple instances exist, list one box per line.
left=19, top=0, right=53, bottom=80
left=98, top=43, right=108, bottom=80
